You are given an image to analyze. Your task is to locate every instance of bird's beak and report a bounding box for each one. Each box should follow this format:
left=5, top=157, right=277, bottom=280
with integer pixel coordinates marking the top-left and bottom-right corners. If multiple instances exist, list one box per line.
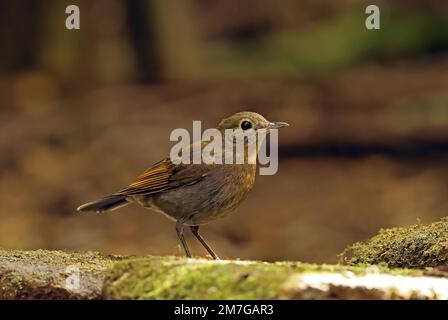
left=269, top=121, right=289, bottom=129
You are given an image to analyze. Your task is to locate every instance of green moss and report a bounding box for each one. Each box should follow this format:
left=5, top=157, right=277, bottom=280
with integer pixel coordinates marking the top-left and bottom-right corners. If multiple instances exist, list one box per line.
left=104, top=258, right=289, bottom=299
left=341, top=218, right=448, bottom=269
left=102, top=257, right=418, bottom=299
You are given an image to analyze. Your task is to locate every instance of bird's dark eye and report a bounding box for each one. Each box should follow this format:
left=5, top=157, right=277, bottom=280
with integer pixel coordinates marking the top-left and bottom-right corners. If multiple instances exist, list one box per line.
left=240, top=120, right=253, bottom=130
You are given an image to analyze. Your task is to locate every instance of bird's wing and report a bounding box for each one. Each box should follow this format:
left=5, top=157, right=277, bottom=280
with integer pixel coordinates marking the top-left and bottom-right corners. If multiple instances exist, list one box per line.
left=117, top=158, right=214, bottom=196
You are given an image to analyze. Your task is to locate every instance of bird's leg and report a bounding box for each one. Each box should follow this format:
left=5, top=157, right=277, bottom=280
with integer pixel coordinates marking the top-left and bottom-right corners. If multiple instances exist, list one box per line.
left=176, top=221, right=191, bottom=258
left=190, top=225, right=220, bottom=260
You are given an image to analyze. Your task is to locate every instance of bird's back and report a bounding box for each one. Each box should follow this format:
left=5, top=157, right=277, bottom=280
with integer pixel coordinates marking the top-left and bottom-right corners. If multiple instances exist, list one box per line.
left=133, top=163, right=256, bottom=225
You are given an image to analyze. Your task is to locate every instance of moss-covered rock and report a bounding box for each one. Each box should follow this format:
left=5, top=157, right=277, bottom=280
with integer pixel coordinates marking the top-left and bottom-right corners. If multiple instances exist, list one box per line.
left=102, top=257, right=379, bottom=300
left=341, top=218, right=448, bottom=269
left=0, top=249, right=446, bottom=299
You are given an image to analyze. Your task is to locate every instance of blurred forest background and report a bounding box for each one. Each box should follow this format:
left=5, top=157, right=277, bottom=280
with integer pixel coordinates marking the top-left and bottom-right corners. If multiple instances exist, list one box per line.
left=1, top=0, right=448, bottom=262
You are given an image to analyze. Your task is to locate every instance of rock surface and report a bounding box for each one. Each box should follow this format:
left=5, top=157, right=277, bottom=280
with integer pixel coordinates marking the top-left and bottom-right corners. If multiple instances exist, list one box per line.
left=1, top=249, right=447, bottom=299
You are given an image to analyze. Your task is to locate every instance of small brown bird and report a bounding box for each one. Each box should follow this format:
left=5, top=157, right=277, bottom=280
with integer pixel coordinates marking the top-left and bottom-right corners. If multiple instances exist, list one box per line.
left=77, top=112, right=288, bottom=259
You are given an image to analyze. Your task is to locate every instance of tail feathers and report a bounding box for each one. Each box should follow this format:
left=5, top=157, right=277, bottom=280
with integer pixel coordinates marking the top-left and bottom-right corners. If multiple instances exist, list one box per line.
left=77, top=195, right=129, bottom=213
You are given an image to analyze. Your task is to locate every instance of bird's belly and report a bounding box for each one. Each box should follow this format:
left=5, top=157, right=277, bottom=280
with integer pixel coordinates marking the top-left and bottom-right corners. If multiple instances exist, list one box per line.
left=134, top=165, right=255, bottom=225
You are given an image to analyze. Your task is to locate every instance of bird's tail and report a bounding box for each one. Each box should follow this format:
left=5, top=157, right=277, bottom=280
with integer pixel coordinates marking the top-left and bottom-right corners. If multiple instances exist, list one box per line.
left=77, top=194, right=129, bottom=213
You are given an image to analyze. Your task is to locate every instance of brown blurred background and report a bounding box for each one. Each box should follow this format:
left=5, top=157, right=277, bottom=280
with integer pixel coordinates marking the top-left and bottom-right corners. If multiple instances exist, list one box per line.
left=1, top=0, right=448, bottom=263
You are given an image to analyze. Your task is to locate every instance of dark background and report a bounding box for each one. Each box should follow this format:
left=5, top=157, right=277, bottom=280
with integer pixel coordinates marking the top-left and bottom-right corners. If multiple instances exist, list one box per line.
left=1, top=0, right=448, bottom=262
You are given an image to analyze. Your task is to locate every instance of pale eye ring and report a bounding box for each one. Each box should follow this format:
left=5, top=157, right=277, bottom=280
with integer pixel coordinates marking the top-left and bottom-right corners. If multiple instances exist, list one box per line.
left=240, top=120, right=253, bottom=130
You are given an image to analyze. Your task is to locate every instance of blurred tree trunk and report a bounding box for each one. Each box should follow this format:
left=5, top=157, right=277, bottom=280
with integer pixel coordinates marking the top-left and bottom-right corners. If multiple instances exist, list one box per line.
left=37, top=0, right=89, bottom=91
left=127, top=0, right=204, bottom=82
left=126, top=0, right=162, bottom=82
left=0, top=0, right=42, bottom=73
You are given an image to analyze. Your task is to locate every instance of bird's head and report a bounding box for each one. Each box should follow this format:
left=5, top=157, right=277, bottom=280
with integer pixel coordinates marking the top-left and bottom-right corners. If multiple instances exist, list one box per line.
left=217, top=111, right=289, bottom=132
